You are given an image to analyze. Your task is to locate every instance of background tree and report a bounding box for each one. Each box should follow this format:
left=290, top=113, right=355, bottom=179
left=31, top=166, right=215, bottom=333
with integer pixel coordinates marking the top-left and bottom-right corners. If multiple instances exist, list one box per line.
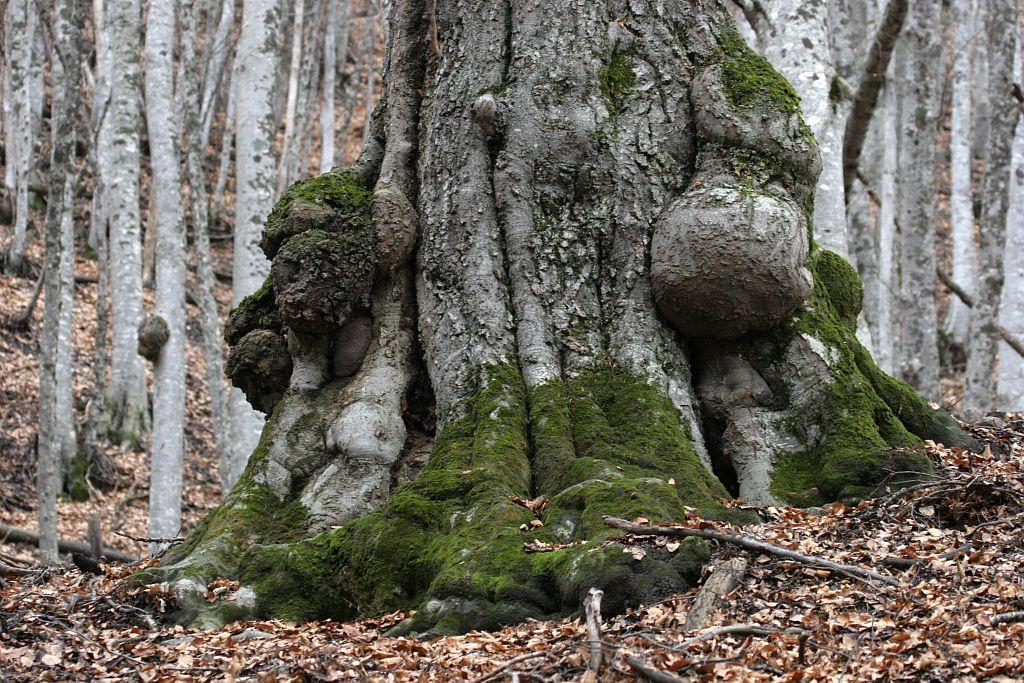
left=99, top=0, right=148, bottom=446
left=144, top=0, right=186, bottom=541
left=139, top=0, right=978, bottom=635
left=964, top=0, right=1022, bottom=419
left=227, top=0, right=282, bottom=490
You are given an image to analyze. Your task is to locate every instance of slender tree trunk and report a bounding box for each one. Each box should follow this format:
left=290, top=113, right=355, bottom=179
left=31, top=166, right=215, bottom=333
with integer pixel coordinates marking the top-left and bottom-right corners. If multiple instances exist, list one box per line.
left=38, top=0, right=84, bottom=564
left=145, top=0, right=187, bottom=541
left=200, top=0, right=236, bottom=150
left=277, top=0, right=306, bottom=194
left=944, top=0, right=979, bottom=349
left=145, top=0, right=976, bottom=635
left=998, top=70, right=1023, bottom=408
left=762, top=0, right=850, bottom=257
left=4, top=0, right=36, bottom=274
left=360, top=4, right=378, bottom=144
left=211, top=82, right=236, bottom=226
left=177, top=0, right=232, bottom=487
left=895, top=0, right=941, bottom=398
left=226, top=0, right=280, bottom=490
left=100, top=0, right=149, bottom=446
left=320, top=0, right=344, bottom=172
left=964, top=0, right=1021, bottom=419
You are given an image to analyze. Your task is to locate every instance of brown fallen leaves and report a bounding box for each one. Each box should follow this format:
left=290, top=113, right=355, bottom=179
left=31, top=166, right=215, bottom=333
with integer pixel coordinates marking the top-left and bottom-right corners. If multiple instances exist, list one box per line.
left=2, top=420, right=1023, bottom=681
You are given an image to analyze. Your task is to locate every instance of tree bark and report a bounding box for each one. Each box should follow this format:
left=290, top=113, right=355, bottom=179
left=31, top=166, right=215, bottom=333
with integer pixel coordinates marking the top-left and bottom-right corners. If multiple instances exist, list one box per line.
left=145, top=0, right=187, bottom=542
left=761, top=0, right=850, bottom=257
left=226, top=0, right=281, bottom=490
left=99, top=0, right=149, bottom=446
left=963, top=0, right=1021, bottom=419
left=136, top=0, right=978, bottom=636
left=3, top=0, right=37, bottom=274
left=942, top=0, right=979, bottom=348
left=38, top=0, right=85, bottom=563
left=894, top=0, right=941, bottom=398
left=998, top=35, right=1023, bottom=409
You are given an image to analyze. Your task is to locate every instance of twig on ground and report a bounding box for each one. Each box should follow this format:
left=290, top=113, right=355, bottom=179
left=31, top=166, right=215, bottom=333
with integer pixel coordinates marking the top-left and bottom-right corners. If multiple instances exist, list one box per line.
left=112, top=530, right=184, bottom=546
left=603, top=517, right=900, bottom=587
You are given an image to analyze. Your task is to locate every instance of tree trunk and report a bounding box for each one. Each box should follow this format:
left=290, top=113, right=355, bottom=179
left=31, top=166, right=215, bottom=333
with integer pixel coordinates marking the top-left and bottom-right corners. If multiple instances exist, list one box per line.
left=99, top=0, right=149, bottom=446
left=38, top=0, right=85, bottom=562
left=226, top=0, right=280, bottom=490
left=943, top=0, right=978, bottom=349
left=963, top=0, right=1021, bottom=420
left=998, top=101, right=1023, bottom=408
left=3, top=0, right=36, bottom=275
left=761, top=0, right=850, bottom=257
left=894, top=0, right=941, bottom=398
left=138, top=0, right=978, bottom=635
left=145, top=0, right=187, bottom=541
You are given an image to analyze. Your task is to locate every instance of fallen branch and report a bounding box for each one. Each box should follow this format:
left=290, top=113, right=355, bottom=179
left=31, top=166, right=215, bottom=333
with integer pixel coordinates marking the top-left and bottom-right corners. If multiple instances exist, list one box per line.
left=937, top=268, right=1024, bottom=359
left=0, top=522, right=136, bottom=563
left=679, top=624, right=808, bottom=650
left=112, top=530, right=184, bottom=546
left=603, top=517, right=900, bottom=587
left=990, top=611, right=1024, bottom=626
left=0, top=559, right=41, bottom=577
left=684, top=556, right=748, bottom=631
left=626, top=654, right=686, bottom=683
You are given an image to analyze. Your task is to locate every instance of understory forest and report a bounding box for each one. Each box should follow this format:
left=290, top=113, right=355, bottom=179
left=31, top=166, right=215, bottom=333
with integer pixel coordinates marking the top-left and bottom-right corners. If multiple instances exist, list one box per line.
left=1, top=0, right=1024, bottom=680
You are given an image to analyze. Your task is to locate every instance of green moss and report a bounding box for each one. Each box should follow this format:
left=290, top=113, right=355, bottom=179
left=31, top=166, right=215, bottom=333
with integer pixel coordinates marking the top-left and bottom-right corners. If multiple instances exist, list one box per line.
left=717, top=29, right=800, bottom=116
left=261, top=170, right=372, bottom=259
left=224, top=277, right=278, bottom=345
left=598, top=51, right=636, bottom=116
left=754, top=250, right=936, bottom=504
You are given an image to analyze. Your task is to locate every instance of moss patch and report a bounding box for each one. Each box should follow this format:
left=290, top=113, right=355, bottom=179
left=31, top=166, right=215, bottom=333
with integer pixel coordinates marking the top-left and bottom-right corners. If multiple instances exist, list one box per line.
left=598, top=51, right=636, bottom=116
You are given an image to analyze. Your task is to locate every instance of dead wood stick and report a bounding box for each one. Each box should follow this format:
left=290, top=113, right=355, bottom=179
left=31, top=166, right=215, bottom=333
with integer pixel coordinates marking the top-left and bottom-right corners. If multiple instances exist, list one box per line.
left=990, top=611, right=1024, bottom=626
left=584, top=587, right=604, bottom=674
left=684, top=556, right=748, bottom=630
left=680, top=624, right=808, bottom=649
left=626, top=654, right=687, bottom=683
left=0, top=522, right=136, bottom=562
left=0, top=559, right=41, bottom=577
left=603, top=517, right=900, bottom=587
left=937, top=267, right=1024, bottom=359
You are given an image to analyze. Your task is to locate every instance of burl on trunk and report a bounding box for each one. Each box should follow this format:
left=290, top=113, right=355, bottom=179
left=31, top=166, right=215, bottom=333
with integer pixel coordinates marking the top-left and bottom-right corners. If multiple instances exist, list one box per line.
left=135, top=0, right=977, bottom=634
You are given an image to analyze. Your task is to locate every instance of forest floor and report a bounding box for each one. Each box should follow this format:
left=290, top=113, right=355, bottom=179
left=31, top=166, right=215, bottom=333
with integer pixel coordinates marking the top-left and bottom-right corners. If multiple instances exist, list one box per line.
left=3, top=248, right=1024, bottom=681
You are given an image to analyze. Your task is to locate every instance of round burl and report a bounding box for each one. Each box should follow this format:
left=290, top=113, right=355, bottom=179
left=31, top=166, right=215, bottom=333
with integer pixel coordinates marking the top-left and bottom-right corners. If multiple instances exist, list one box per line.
left=333, top=314, right=373, bottom=378
left=271, top=228, right=376, bottom=333
left=226, top=329, right=293, bottom=413
left=651, top=182, right=813, bottom=339
left=137, top=315, right=170, bottom=361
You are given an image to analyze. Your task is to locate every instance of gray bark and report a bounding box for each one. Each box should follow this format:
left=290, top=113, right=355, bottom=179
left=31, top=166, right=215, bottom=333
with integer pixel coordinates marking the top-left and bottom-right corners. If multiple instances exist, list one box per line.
left=762, top=0, right=849, bottom=257
left=943, top=0, right=979, bottom=348
left=894, top=0, right=941, bottom=398
left=145, top=0, right=187, bottom=541
left=964, top=0, right=1021, bottom=419
left=4, top=0, right=36, bottom=274
left=100, top=0, right=149, bottom=445
left=228, top=0, right=281, bottom=489
left=998, top=99, right=1024, bottom=408
left=277, top=0, right=306, bottom=194
left=38, top=0, right=84, bottom=564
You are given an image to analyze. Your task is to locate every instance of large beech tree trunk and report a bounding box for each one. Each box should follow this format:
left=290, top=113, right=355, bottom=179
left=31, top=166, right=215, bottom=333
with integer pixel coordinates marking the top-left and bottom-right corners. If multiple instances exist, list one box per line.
left=139, top=0, right=978, bottom=635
